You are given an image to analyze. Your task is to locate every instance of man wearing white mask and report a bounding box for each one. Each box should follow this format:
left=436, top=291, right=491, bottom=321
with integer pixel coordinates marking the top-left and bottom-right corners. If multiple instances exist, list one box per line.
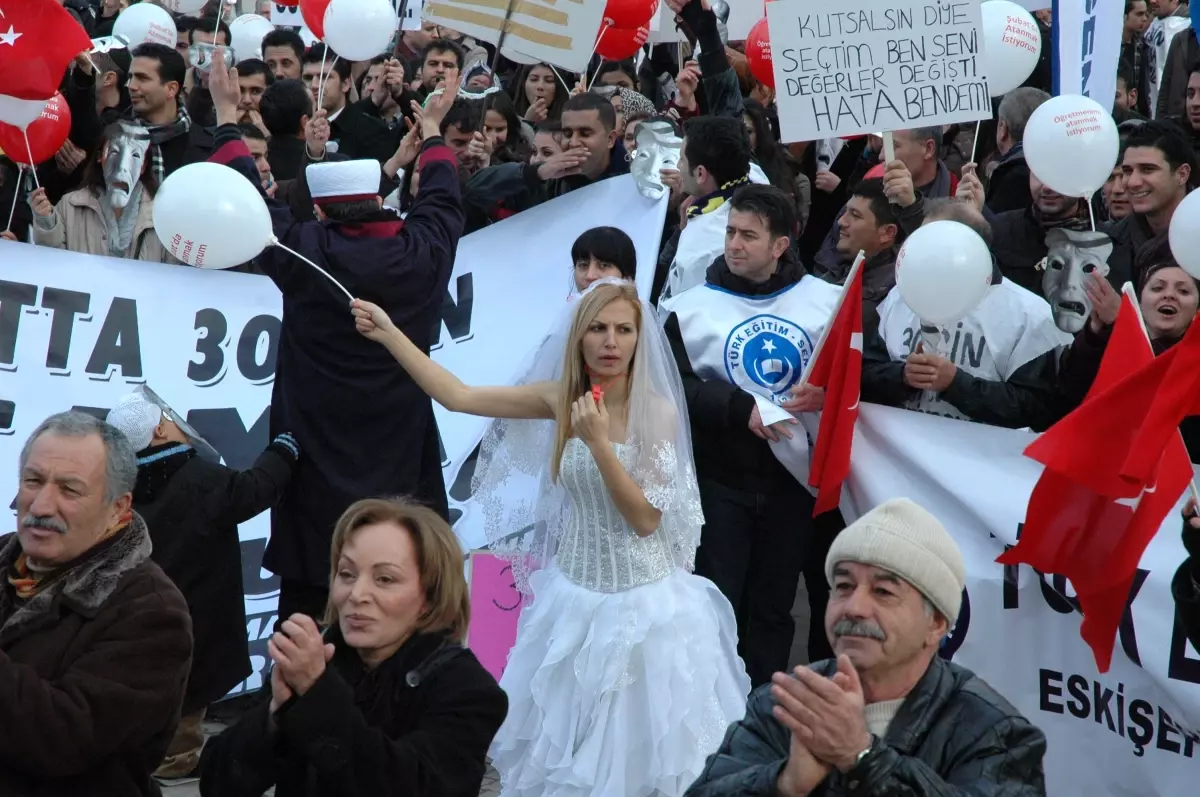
left=861, top=198, right=1064, bottom=430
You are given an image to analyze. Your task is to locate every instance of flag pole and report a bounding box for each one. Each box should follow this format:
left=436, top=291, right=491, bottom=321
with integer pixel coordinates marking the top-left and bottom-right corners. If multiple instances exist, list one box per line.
left=1120, top=281, right=1200, bottom=504
left=799, top=250, right=864, bottom=386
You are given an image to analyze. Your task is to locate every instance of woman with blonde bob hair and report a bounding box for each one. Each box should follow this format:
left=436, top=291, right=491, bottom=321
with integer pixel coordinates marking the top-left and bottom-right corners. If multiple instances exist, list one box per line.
left=198, top=497, right=508, bottom=797
left=352, top=280, right=749, bottom=796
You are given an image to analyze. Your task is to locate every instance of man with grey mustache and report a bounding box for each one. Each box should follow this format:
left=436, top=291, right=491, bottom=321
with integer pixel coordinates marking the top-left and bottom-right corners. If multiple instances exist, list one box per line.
left=685, top=498, right=1048, bottom=797
left=0, top=411, right=193, bottom=796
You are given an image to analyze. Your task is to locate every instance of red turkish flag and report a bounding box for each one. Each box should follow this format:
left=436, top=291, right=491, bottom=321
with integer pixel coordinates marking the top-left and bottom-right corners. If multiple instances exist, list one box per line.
left=806, top=256, right=864, bottom=516
left=998, top=295, right=1195, bottom=672
left=0, top=0, right=93, bottom=128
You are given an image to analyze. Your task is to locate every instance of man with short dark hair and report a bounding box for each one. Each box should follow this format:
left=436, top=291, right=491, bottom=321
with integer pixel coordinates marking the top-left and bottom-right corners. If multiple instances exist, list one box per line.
left=258, top=78, right=318, bottom=180
left=1121, top=0, right=1154, bottom=117
left=126, top=42, right=213, bottom=179
left=417, top=38, right=466, bottom=96
left=812, top=126, right=954, bottom=281
left=656, top=115, right=766, bottom=304
left=684, top=499, right=1047, bottom=797
left=989, top=87, right=1050, bottom=212
left=662, top=184, right=840, bottom=688
left=464, top=91, right=629, bottom=221
left=302, top=44, right=352, bottom=125
left=240, top=123, right=273, bottom=189
left=235, top=58, right=274, bottom=126
left=262, top=28, right=305, bottom=81
left=1106, top=121, right=1193, bottom=283
left=206, top=51, right=464, bottom=626
left=0, top=411, right=192, bottom=796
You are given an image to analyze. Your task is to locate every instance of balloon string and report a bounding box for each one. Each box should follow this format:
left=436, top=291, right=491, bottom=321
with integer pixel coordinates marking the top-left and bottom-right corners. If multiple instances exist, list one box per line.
left=22, top=130, right=41, bottom=190
left=586, top=24, right=609, bottom=89
left=548, top=64, right=571, bottom=93
left=5, top=167, right=21, bottom=233
left=271, top=239, right=355, bottom=303
left=1086, top=196, right=1097, bottom=232
left=968, top=119, right=980, bottom=164
left=317, top=53, right=338, bottom=116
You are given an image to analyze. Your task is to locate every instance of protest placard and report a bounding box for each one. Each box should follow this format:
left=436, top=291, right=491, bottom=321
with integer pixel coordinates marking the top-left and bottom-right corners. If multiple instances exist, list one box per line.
left=767, top=0, right=991, bottom=142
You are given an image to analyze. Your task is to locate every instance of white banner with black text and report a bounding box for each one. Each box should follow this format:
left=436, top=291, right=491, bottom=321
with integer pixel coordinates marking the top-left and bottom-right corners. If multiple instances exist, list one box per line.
left=0, top=174, right=667, bottom=695
left=843, top=403, right=1199, bottom=796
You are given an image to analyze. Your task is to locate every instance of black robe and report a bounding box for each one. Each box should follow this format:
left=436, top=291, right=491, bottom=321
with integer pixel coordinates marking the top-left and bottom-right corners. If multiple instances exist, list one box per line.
left=209, top=123, right=464, bottom=587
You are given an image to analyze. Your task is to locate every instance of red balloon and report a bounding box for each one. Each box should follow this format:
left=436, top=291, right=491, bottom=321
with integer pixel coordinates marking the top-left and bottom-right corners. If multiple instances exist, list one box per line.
left=0, top=94, right=72, bottom=167
left=745, top=17, right=774, bottom=89
left=602, top=0, right=657, bottom=30
left=300, top=0, right=333, bottom=39
left=595, top=23, right=648, bottom=61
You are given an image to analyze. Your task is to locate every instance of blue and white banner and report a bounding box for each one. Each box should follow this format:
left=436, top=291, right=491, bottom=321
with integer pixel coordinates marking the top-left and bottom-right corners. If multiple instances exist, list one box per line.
left=1052, top=0, right=1125, bottom=112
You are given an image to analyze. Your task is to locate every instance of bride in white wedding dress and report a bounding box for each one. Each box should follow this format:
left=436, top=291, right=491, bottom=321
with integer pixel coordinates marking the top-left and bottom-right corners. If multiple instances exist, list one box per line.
left=351, top=280, right=749, bottom=797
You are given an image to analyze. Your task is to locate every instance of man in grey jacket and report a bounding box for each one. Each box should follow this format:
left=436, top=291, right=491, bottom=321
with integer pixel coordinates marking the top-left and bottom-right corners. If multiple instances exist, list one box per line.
left=684, top=499, right=1047, bottom=797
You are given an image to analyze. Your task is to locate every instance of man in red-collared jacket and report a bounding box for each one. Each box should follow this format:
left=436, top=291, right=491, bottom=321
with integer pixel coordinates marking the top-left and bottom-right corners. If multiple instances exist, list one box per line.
left=206, top=51, right=465, bottom=625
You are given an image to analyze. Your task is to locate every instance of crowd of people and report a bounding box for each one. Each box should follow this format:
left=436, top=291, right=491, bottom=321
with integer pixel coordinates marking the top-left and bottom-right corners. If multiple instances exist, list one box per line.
left=3, top=0, right=1200, bottom=796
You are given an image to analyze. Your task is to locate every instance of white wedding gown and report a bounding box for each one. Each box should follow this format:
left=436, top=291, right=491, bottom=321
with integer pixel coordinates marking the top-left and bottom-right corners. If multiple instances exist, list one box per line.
left=490, top=438, right=750, bottom=797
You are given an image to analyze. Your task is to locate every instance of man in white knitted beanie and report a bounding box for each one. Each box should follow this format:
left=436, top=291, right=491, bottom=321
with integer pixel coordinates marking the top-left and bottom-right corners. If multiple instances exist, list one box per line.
left=684, top=498, right=1048, bottom=797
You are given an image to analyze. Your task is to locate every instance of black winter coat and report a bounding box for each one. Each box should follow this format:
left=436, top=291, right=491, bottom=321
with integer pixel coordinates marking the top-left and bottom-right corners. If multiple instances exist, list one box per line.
left=985, top=145, right=1031, bottom=214
left=0, top=517, right=193, bottom=797
left=1174, top=516, right=1200, bottom=653
left=209, top=124, right=463, bottom=586
left=134, top=441, right=297, bottom=713
left=684, top=657, right=1047, bottom=797
left=198, top=629, right=508, bottom=797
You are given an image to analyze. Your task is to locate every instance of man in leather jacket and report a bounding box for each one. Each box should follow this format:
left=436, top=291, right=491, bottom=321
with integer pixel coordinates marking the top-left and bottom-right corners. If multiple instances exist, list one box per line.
left=685, top=499, right=1047, bottom=797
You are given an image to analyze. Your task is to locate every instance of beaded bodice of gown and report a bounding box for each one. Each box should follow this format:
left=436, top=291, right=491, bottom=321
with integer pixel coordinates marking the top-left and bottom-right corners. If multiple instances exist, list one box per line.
left=554, top=438, right=676, bottom=593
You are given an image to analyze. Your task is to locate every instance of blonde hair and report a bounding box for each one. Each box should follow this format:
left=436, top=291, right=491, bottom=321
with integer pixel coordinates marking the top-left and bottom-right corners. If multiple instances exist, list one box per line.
left=325, top=497, right=470, bottom=642
left=550, top=282, right=642, bottom=480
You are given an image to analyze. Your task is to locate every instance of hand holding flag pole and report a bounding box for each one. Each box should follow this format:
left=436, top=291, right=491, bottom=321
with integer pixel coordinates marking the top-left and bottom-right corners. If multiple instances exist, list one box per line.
left=798, top=250, right=865, bottom=516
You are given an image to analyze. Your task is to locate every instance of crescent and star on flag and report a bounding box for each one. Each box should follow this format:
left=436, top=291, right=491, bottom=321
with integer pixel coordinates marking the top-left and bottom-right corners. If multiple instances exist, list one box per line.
left=0, top=4, right=21, bottom=47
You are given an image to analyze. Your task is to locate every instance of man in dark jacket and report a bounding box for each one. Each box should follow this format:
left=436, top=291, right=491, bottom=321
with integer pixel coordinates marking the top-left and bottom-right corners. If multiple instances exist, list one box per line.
left=1121, top=0, right=1155, bottom=117
left=106, top=388, right=299, bottom=779
left=206, top=52, right=464, bottom=625
left=1105, top=121, right=1193, bottom=286
left=2, top=411, right=193, bottom=797
left=462, top=92, right=629, bottom=223
left=684, top=498, right=1047, bottom=797
left=662, top=185, right=838, bottom=687
left=1154, top=1, right=1195, bottom=120
left=987, top=87, right=1049, bottom=213
left=120, top=43, right=214, bottom=182
left=812, top=126, right=957, bottom=275
left=1176, top=509, right=1200, bottom=653
left=862, top=199, right=1063, bottom=431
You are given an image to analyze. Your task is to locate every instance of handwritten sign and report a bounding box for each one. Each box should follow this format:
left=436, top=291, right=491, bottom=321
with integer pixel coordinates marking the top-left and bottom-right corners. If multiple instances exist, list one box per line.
left=767, top=0, right=990, bottom=142
left=465, top=552, right=526, bottom=682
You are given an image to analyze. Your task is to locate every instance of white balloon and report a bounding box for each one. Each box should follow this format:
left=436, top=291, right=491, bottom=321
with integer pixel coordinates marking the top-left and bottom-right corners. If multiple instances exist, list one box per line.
left=322, top=0, right=397, bottom=62
left=113, top=3, right=177, bottom=48
left=1169, top=190, right=1200, bottom=280
left=980, top=1, right=1042, bottom=96
left=230, top=14, right=277, bottom=63
left=1023, top=94, right=1119, bottom=198
left=896, top=220, right=993, bottom=326
left=153, top=163, right=272, bottom=269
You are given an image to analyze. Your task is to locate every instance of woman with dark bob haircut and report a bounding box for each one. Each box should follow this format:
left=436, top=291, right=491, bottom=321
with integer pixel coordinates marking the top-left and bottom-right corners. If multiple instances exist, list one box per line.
left=199, top=498, right=508, bottom=797
left=571, top=225, right=637, bottom=294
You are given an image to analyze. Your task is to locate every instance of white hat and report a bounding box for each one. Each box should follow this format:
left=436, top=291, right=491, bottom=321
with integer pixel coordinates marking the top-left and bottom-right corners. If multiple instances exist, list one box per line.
left=826, top=498, right=966, bottom=625
left=306, top=160, right=382, bottom=205
left=106, top=393, right=163, bottom=452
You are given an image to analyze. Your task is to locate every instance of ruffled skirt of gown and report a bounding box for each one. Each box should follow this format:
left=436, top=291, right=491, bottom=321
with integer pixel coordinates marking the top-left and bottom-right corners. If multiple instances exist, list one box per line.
left=490, top=565, right=751, bottom=797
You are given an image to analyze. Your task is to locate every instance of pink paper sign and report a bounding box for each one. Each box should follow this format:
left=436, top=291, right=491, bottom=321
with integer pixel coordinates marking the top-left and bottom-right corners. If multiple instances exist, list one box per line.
left=467, top=552, right=525, bottom=682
